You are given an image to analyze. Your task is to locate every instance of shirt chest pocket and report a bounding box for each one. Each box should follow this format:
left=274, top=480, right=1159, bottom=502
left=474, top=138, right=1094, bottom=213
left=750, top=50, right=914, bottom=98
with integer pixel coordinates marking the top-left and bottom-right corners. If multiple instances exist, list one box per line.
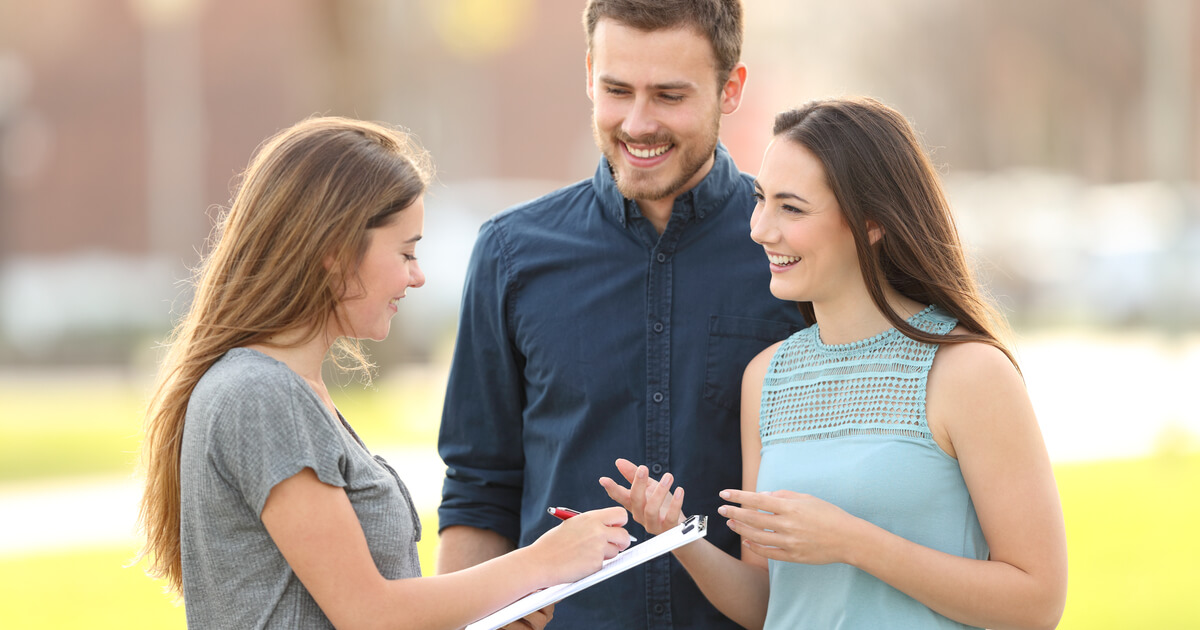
left=703, top=315, right=800, bottom=411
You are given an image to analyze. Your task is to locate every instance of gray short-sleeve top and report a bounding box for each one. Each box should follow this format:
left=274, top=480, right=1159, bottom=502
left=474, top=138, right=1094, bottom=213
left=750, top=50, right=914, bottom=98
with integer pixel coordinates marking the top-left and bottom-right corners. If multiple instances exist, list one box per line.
left=180, top=348, right=422, bottom=628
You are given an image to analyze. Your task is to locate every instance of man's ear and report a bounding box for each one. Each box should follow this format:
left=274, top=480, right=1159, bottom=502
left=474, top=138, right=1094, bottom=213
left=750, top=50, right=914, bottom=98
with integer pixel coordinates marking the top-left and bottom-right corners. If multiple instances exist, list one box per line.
left=586, top=53, right=595, bottom=102
left=720, top=63, right=747, bottom=115
left=866, top=220, right=885, bottom=245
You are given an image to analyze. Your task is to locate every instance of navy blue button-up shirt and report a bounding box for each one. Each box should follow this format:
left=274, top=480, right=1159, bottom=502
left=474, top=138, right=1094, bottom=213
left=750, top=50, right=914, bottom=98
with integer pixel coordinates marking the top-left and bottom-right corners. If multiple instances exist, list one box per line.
left=438, top=144, right=807, bottom=629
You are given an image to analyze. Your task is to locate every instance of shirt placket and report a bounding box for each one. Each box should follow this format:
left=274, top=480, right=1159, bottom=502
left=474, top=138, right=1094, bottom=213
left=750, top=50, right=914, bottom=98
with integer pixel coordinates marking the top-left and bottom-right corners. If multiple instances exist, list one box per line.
left=640, top=201, right=690, bottom=630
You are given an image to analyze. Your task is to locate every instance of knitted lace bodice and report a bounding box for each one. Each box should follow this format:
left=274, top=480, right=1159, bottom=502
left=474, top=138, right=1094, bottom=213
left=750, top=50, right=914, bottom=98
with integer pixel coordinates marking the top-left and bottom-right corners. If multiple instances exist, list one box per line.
left=759, top=304, right=957, bottom=447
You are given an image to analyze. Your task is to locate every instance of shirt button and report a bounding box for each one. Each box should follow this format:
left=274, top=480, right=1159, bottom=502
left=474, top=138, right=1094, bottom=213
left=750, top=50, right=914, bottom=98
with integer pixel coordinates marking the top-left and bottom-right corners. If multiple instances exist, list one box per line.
left=656, top=252, right=667, bottom=263
left=652, top=392, right=664, bottom=403
left=651, top=463, right=663, bottom=475
left=653, top=322, right=664, bottom=333
left=654, top=603, right=666, bottom=615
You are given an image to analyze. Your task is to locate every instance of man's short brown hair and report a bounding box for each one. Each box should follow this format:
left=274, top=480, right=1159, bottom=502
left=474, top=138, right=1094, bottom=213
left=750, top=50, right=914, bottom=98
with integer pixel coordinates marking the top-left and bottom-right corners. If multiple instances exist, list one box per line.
left=583, top=0, right=744, bottom=88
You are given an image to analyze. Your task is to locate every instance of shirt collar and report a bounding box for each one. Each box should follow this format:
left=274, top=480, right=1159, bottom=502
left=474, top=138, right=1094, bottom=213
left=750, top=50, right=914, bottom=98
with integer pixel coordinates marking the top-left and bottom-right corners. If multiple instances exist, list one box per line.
left=592, top=142, right=740, bottom=227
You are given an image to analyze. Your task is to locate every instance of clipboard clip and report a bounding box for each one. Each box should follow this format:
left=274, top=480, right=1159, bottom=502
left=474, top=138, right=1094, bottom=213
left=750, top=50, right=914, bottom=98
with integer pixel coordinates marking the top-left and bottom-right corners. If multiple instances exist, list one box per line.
left=680, top=514, right=706, bottom=536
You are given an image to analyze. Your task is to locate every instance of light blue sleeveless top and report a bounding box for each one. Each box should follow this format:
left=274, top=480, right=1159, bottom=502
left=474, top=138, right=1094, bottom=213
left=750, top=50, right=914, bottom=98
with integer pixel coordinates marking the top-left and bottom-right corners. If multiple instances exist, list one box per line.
left=756, top=305, right=987, bottom=629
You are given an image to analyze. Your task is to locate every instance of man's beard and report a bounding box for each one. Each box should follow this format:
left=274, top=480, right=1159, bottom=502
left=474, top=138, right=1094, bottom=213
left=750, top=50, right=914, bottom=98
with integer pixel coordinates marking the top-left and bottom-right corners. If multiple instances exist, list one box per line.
left=595, top=113, right=720, bottom=202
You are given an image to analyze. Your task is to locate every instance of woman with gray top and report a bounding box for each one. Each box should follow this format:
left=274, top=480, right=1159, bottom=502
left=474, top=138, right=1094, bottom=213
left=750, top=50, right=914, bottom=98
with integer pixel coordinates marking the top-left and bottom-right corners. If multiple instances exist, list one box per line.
left=137, top=116, right=630, bottom=629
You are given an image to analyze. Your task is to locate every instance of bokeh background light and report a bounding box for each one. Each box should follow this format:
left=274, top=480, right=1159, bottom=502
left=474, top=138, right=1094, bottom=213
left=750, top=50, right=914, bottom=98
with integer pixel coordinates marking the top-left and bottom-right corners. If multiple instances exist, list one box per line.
left=0, top=1, right=1197, bottom=627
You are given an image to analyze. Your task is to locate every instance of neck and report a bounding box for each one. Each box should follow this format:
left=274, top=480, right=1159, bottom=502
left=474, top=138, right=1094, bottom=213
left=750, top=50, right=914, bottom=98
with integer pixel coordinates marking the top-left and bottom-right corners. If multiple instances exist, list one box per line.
left=633, top=150, right=716, bottom=234
left=638, top=197, right=675, bottom=234
left=811, top=285, right=926, bottom=346
left=246, top=326, right=332, bottom=391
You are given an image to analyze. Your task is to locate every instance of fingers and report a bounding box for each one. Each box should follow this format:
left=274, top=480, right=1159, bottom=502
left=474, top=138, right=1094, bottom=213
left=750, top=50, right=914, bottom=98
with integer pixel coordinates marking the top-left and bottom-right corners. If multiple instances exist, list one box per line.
left=598, top=476, right=633, bottom=509
left=647, top=473, right=684, bottom=526
left=741, top=538, right=787, bottom=562
left=721, top=488, right=792, bottom=517
left=629, top=465, right=650, bottom=517
left=614, top=458, right=638, bottom=483
left=593, top=505, right=629, bottom=527
left=718, top=502, right=776, bottom=530
left=571, top=506, right=631, bottom=553
left=507, top=604, right=553, bottom=630
left=647, top=471, right=673, bottom=514
left=665, top=485, right=685, bottom=524
left=724, top=515, right=785, bottom=547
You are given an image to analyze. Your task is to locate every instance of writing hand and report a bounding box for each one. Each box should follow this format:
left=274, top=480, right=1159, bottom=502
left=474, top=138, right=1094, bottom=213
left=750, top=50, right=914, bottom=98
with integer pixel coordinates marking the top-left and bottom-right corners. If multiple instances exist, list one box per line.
left=718, top=489, right=857, bottom=565
left=599, top=458, right=685, bottom=536
left=529, top=505, right=630, bottom=584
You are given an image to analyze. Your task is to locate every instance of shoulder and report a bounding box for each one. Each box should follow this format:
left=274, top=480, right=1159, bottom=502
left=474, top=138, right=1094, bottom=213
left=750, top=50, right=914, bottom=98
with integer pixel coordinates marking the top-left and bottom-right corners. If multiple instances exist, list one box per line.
left=713, top=170, right=756, bottom=221
left=190, top=349, right=317, bottom=431
left=744, top=339, right=786, bottom=385
left=927, top=336, right=1030, bottom=455
left=930, top=334, right=1021, bottom=391
left=195, top=349, right=301, bottom=400
left=487, top=178, right=594, bottom=230
left=471, top=179, right=595, bottom=254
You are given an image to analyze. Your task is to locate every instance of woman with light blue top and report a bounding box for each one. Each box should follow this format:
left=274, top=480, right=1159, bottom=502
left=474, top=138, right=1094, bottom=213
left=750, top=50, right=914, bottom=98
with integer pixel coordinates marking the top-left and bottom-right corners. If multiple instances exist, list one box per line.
left=602, top=97, right=1067, bottom=629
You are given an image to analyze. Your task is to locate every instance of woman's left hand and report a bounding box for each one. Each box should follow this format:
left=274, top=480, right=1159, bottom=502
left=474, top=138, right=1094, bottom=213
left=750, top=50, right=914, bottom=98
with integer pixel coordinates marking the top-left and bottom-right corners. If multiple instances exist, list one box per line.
left=500, top=604, right=553, bottom=629
left=717, top=489, right=859, bottom=566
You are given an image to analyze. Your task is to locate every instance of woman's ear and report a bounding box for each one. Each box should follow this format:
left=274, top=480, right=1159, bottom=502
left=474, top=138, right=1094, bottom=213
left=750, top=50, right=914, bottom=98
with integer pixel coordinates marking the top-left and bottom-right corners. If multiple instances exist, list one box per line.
left=324, top=253, right=348, bottom=300
left=866, top=220, right=884, bottom=245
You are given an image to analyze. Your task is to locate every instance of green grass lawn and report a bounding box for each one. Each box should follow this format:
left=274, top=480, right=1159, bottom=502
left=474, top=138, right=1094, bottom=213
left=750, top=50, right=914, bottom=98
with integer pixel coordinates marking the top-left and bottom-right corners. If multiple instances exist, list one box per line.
left=1054, top=453, right=1200, bottom=628
left=1, top=374, right=1197, bottom=628
left=0, top=513, right=443, bottom=629
left=0, top=369, right=442, bottom=482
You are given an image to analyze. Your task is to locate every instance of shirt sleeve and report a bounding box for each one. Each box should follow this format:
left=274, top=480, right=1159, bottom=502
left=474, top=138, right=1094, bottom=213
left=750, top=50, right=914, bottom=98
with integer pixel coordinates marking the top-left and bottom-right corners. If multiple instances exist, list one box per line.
left=207, top=365, right=348, bottom=518
left=437, top=219, right=526, bottom=542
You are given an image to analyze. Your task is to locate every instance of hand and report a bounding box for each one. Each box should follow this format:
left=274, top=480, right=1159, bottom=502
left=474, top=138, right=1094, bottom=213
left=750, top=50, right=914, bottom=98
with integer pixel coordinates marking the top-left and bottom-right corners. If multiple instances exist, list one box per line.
left=528, top=506, right=630, bottom=584
left=500, top=604, right=553, bottom=629
left=599, top=458, right=686, bottom=536
left=718, top=489, right=857, bottom=566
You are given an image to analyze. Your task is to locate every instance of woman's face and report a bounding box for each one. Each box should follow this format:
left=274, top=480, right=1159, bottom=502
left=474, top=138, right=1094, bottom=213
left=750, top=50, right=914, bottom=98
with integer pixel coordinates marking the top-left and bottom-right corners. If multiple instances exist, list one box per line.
left=332, top=197, right=426, bottom=341
left=749, top=139, right=862, bottom=304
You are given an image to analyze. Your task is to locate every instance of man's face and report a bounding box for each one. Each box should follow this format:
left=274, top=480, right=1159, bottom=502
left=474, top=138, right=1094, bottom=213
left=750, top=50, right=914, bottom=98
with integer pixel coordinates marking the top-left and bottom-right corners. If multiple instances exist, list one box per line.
left=587, top=20, right=743, bottom=203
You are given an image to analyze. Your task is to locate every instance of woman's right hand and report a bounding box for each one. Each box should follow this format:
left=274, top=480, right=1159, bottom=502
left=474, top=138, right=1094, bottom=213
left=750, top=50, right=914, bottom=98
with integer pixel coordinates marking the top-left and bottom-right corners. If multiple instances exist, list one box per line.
left=599, top=458, right=686, bottom=536
left=527, top=506, right=630, bottom=585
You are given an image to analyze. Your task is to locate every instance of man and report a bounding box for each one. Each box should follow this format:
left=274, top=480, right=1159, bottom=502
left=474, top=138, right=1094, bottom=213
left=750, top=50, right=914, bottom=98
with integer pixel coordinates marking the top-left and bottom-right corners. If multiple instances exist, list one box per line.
left=437, top=1, right=808, bottom=627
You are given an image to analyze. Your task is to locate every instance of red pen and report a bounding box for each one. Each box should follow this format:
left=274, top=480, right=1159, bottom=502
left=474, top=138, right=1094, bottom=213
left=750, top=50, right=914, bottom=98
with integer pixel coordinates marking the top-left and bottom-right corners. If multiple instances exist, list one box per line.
left=547, top=506, right=581, bottom=520
left=548, top=506, right=636, bottom=541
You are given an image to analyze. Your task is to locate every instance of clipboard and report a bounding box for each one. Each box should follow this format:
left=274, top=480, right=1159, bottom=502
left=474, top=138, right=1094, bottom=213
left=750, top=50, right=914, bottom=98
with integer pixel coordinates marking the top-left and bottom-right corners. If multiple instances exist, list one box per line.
left=465, top=515, right=708, bottom=630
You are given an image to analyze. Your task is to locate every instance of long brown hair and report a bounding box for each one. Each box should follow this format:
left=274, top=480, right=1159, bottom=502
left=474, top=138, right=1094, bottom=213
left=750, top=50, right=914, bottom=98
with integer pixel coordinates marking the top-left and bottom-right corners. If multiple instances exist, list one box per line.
left=136, top=116, right=432, bottom=595
left=773, top=97, right=1018, bottom=368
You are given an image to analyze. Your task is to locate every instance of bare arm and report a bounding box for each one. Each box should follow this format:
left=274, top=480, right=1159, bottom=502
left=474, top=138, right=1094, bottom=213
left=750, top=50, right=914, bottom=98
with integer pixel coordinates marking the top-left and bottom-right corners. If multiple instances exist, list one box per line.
left=436, top=525, right=516, bottom=574
left=723, top=341, right=1067, bottom=630
left=437, top=527, right=560, bottom=630
left=261, top=468, right=630, bottom=630
left=901, top=341, right=1067, bottom=628
left=599, top=343, right=781, bottom=629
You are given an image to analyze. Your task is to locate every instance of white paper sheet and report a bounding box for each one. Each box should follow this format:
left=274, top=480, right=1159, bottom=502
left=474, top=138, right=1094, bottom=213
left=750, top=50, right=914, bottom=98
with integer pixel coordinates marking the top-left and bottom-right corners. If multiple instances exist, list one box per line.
left=465, top=515, right=708, bottom=630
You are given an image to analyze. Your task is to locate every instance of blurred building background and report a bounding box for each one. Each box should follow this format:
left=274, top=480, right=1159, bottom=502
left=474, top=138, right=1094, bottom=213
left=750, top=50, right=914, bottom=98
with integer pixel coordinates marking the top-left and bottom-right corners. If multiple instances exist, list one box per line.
left=1, top=2, right=1198, bottom=627
left=0, top=0, right=1197, bottom=366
